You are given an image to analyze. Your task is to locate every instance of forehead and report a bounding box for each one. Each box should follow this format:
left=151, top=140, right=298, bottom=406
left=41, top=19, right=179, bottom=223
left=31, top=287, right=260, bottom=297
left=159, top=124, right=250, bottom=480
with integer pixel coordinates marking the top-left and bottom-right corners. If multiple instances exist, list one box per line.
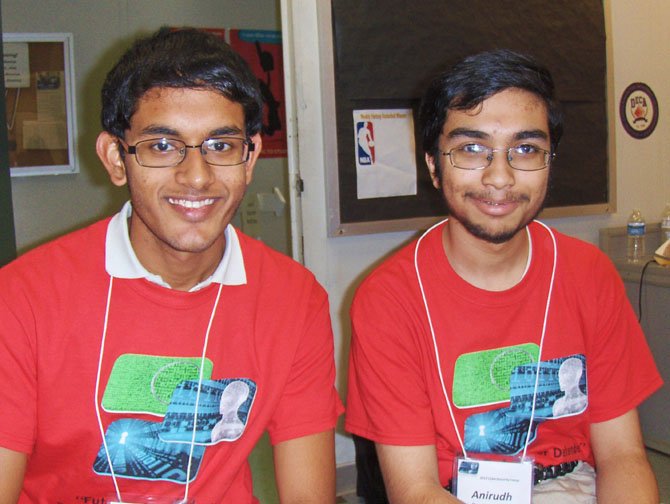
left=128, top=87, right=245, bottom=136
left=443, top=88, right=549, bottom=139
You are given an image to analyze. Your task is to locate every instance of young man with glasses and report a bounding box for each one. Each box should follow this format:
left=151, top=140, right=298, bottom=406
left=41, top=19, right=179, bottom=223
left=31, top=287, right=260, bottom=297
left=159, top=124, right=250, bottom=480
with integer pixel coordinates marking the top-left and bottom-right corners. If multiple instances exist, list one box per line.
left=345, top=50, right=661, bottom=503
left=0, top=28, right=342, bottom=503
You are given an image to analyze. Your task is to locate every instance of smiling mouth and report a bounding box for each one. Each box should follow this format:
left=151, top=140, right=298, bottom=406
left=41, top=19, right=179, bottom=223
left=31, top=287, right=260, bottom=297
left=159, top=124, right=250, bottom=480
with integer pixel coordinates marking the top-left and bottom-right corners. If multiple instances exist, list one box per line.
left=469, top=192, right=530, bottom=206
left=167, top=197, right=216, bottom=209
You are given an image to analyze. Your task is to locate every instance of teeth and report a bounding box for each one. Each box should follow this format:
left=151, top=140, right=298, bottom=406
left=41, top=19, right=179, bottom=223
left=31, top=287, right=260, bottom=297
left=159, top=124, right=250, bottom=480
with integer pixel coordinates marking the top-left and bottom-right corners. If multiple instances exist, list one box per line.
left=168, top=198, right=215, bottom=209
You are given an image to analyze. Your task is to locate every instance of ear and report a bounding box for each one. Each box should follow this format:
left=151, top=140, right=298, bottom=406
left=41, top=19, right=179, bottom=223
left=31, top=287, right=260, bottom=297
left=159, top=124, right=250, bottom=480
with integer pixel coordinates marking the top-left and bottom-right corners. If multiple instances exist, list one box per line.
left=96, top=131, right=127, bottom=187
left=425, top=152, right=441, bottom=189
left=243, top=133, right=263, bottom=185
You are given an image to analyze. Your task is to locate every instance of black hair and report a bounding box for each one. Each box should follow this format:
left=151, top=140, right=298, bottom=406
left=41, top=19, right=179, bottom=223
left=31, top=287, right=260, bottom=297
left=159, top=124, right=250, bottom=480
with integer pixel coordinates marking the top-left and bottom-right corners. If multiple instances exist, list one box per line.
left=419, top=49, right=563, bottom=161
left=101, top=27, right=263, bottom=139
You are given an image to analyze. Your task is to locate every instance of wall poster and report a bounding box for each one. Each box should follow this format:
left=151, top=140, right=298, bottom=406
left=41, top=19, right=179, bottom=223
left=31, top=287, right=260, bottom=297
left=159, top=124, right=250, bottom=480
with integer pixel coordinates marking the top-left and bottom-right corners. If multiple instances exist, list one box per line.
left=3, top=33, right=77, bottom=176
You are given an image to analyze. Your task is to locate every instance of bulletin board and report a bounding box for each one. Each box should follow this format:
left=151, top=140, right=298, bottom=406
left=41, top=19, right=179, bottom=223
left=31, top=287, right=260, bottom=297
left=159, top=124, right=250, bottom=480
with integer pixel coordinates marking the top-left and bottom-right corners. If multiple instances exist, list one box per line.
left=0, top=17, right=17, bottom=265
left=326, top=1, right=611, bottom=236
left=2, top=33, right=77, bottom=176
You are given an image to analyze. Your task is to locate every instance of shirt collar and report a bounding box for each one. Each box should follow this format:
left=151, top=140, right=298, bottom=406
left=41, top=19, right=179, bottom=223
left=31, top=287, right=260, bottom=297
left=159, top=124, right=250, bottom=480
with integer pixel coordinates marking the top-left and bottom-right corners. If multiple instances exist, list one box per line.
left=105, top=201, right=247, bottom=291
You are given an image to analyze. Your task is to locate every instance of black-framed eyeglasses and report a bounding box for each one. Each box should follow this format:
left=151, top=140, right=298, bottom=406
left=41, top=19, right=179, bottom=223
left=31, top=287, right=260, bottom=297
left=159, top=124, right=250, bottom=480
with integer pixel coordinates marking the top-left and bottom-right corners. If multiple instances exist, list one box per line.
left=119, top=136, right=255, bottom=168
left=441, top=144, right=555, bottom=172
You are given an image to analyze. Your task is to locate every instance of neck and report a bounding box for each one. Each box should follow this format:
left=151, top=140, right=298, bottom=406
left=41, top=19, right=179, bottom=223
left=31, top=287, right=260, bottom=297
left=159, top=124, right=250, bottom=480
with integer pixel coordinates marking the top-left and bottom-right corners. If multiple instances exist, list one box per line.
left=147, top=250, right=223, bottom=291
left=129, top=226, right=226, bottom=292
left=442, top=219, right=530, bottom=291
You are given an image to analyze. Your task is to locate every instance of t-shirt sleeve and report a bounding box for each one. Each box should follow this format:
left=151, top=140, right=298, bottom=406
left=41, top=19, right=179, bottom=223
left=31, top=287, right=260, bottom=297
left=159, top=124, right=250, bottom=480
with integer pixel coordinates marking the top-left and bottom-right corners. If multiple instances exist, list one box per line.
left=345, top=272, right=438, bottom=446
left=585, top=253, right=663, bottom=423
left=266, top=281, right=343, bottom=445
left=0, top=270, right=37, bottom=453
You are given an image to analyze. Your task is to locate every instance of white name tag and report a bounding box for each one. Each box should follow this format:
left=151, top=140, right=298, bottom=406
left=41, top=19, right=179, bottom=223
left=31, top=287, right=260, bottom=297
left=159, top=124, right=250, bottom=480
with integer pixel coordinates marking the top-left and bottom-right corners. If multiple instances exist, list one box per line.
left=453, top=457, right=534, bottom=504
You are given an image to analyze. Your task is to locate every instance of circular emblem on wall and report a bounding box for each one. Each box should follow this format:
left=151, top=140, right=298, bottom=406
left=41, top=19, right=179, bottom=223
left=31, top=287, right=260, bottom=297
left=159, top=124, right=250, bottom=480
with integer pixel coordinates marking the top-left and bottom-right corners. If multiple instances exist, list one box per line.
left=619, top=82, right=659, bottom=139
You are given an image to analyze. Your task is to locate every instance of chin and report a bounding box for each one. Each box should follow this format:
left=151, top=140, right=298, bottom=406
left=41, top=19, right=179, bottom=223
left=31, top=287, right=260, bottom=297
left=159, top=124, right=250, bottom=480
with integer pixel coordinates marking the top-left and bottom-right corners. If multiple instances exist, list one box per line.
left=464, top=223, right=524, bottom=244
left=164, top=235, right=222, bottom=254
left=449, top=201, right=545, bottom=244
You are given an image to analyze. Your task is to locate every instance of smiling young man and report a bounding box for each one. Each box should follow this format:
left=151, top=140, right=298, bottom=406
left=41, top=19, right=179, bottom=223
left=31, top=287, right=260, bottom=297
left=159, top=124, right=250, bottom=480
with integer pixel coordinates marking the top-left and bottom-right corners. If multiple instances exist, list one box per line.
left=0, top=28, right=342, bottom=503
left=345, top=50, right=662, bottom=503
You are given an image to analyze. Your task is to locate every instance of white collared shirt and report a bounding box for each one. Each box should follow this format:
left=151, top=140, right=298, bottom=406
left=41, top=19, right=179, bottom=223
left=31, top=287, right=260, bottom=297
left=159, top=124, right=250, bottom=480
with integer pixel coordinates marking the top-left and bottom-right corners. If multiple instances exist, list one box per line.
left=105, top=201, right=246, bottom=291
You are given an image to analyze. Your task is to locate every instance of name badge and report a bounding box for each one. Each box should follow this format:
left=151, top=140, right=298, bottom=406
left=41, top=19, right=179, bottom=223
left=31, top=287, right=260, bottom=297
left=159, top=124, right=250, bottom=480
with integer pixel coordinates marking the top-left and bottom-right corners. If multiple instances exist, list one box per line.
left=453, top=457, right=533, bottom=504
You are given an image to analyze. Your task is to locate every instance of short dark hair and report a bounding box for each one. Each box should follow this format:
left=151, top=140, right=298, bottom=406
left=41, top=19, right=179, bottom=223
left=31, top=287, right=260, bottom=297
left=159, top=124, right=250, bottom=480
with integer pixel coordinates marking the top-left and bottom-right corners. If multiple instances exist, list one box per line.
left=101, top=27, right=263, bottom=139
left=419, top=49, right=563, bottom=159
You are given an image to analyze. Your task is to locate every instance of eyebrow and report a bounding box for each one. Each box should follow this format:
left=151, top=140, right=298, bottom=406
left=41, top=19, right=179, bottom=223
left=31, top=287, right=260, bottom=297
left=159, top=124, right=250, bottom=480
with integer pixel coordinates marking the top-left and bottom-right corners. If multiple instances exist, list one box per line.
left=138, top=125, right=245, bottom=138
left=209, top=126, right=245, bottom=137
left=513, top=129, right=549, bottom=142
left=139, top=125, right=179, bottom=137
left=444, top=128, right=489, bottom=140
left=444, top=128, right=549, bottom=142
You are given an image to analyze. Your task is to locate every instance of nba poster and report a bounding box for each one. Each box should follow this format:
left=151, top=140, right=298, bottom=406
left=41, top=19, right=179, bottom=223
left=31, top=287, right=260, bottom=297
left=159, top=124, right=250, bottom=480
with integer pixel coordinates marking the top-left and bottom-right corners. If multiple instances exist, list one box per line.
left=353, top=108, right=417, bottom=199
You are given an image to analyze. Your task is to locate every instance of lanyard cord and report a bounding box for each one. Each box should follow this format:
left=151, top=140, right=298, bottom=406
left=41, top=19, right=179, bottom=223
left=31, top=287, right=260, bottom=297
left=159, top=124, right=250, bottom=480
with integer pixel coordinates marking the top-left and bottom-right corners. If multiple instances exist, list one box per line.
left=414, top=219, right=557, bottom=460
left=521, top=220, right=557, bottom=459
left=183, top=282, right=224, bottom=501
left=94, top=276, right=224, bottom=503
left=414, top=217, right=467, bottom=456
left=94, top=276, right=122, bottom=501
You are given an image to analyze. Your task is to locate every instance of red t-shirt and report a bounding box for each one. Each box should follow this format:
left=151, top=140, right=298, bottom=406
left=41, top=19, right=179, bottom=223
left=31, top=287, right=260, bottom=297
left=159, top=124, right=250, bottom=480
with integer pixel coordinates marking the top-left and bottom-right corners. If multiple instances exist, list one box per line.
left=0, top=218, right=343, bottom=503
left=345, top=221, right=662, bottom=487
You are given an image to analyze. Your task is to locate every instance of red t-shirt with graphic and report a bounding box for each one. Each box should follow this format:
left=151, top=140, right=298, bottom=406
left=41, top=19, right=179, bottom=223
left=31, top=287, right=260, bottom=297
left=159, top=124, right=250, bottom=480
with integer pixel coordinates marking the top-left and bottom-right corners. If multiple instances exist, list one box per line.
left=345, top=221, right=661, bottom=486
left=0, top=219, right=342, bottom=503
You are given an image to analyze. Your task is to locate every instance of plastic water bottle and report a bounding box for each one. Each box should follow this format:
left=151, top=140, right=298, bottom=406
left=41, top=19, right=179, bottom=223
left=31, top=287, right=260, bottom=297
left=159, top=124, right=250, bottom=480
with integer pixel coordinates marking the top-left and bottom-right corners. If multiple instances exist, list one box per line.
left=661, top=203, right=670, bottom=242
left=627, top=209, right=646, bottom=263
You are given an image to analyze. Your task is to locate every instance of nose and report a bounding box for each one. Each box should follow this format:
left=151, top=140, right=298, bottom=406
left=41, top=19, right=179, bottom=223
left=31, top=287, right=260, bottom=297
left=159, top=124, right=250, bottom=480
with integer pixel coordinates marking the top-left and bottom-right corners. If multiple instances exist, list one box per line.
left=481, top=149, right=515, bottom=189
left=175, top=146, right=215, bottom=189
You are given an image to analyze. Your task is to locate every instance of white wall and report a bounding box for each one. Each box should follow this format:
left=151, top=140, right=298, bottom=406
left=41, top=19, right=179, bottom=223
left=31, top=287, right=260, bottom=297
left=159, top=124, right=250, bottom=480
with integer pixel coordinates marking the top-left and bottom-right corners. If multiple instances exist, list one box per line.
left=283, top=0, right=670, bottom=466
left=2, top=0, right=285, bottom=253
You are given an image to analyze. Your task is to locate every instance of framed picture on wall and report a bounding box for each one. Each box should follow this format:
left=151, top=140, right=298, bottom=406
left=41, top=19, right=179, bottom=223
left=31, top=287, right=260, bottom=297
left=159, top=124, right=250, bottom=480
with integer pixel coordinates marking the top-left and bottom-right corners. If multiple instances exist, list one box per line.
left=2, top=32, right=77, bottom=176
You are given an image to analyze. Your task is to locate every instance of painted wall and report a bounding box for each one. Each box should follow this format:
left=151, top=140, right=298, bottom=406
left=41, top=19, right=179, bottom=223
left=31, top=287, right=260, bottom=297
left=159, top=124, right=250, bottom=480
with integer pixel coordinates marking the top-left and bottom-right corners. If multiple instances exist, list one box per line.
left=283, top=0, right=670, bottom=467
left=2, top=0, right=287, bottom=254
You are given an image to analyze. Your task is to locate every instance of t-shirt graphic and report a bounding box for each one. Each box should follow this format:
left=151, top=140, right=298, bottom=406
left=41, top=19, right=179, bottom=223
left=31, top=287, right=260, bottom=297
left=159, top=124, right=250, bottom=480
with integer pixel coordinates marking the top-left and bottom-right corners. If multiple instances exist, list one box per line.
left=93, top=418, right=206, bottom=483
left=461, top=352, right=587, bottom=455
left=95, top=354, right=256, bottom=483
left=102, top=354, right=214, bottom=416
left=160, top=378, right=256, bottom=445
left=452, top=344, right=540, bottom=408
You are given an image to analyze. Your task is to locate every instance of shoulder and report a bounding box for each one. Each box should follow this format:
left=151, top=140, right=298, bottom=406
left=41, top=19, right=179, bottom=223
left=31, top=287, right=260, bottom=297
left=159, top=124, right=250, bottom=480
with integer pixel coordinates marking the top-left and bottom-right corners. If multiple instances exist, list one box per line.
left=354, top=222, right=446, bottom=298
left=351, top=235, right=426, bottom=322
left=532, top=223, right=622, bottom=298
left=0, top=218, right=110, bottom=283
left=358, top=238, right=419, bottom=293
left=234, top=228, right=326, bottom=298
left=533, top=222, right=615, bottom=274
left=0, top=219, right=110, bottom=318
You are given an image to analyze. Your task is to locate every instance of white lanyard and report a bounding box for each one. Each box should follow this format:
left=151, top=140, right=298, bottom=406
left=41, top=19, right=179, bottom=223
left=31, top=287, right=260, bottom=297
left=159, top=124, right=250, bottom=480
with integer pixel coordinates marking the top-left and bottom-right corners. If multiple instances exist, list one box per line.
left=94, top=276, right=224, bottom=503
left=413, top=219, right=558, bottom=459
